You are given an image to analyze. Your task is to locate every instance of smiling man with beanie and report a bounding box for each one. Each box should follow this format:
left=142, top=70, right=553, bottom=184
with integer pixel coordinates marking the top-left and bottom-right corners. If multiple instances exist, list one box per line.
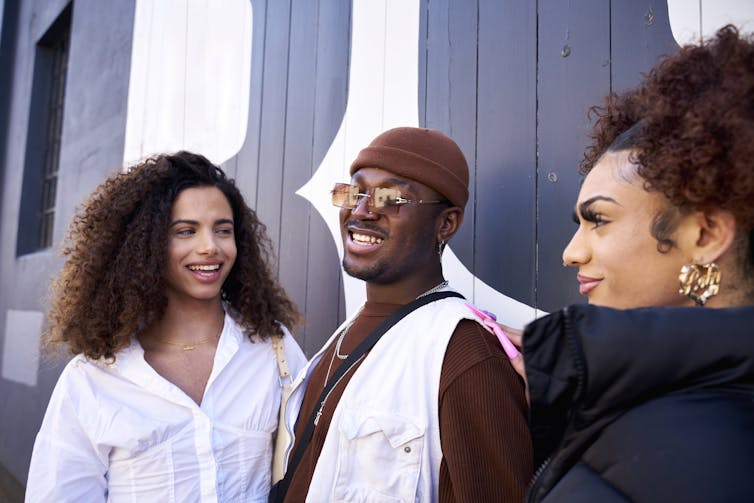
left=273, top=127, right=532, bottom=502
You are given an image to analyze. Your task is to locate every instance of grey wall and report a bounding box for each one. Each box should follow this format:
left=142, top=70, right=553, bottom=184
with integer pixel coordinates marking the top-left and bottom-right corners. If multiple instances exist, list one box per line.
left=224, top=0, right=678, bottom=353
left=223, top=0, right=351, bottom=356
left=0, top=0, right=680, bottom=494
left=0, top=0, right=135, bottom=490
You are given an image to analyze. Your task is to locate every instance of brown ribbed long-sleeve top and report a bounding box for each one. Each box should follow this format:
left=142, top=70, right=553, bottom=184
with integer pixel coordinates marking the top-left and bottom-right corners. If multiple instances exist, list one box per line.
left=283, top=301, right=533, bottom=502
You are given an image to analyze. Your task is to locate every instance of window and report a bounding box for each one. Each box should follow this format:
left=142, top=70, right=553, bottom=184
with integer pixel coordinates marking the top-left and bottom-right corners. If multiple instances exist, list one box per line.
left=17, top=4, right=72, bottom=255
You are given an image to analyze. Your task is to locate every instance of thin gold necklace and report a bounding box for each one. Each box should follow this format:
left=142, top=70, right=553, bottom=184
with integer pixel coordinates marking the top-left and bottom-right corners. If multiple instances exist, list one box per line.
left=156, top=327, right=222, bottom=351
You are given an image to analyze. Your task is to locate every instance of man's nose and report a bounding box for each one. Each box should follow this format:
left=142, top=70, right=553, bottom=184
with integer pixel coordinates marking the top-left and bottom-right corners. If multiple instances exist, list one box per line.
left=350, top=194, right=375, bottom=216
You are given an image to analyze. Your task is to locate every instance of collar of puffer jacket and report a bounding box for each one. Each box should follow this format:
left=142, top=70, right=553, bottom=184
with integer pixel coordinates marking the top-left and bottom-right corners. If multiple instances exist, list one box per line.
left=523, top=304, right=754, bottom=496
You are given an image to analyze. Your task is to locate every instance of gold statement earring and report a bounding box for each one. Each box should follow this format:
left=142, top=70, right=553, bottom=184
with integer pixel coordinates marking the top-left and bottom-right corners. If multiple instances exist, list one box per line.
left=678, top=262, right=721, bottom=306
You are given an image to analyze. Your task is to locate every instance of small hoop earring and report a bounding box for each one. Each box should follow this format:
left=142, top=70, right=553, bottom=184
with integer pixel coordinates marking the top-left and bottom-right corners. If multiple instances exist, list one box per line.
left=678, top=262, right=721, bottom=306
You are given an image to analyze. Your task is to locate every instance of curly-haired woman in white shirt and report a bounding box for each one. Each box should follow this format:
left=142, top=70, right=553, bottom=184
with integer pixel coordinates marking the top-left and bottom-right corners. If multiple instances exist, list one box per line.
left=25, top=151, right=306, bottom=502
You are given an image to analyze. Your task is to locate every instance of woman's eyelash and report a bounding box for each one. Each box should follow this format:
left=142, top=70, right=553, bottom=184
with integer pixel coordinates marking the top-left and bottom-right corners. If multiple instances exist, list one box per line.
left=580, top=208, right=607, bottom=225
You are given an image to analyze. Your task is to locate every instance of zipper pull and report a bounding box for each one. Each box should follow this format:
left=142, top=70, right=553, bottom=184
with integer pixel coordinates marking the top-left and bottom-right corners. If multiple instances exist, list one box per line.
left=314, top=403, right=324, bottom=426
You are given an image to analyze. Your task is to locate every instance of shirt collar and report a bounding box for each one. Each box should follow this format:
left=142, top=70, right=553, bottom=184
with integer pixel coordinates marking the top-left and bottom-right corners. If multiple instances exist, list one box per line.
left=106, top=312, right=243, bottom=408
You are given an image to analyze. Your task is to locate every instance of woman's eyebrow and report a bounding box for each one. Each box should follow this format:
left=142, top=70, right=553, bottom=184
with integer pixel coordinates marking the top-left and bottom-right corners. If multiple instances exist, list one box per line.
left=169, top=218, right=234, bottom=227
left=573, top=195, right=620, bottom=222
left=577, top=195, right=620, bottom=216
left=170, top=219, right=198, bottom=227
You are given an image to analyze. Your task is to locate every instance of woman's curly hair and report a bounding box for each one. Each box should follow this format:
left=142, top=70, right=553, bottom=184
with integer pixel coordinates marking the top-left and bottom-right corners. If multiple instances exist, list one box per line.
left=45, top=151, right=299, bottom=360
left=581, top=25, right=754, bottom=264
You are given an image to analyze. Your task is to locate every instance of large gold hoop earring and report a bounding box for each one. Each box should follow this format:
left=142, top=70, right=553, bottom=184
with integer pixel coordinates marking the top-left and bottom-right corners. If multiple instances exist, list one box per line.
left=678, top=263, right=721, bottom=306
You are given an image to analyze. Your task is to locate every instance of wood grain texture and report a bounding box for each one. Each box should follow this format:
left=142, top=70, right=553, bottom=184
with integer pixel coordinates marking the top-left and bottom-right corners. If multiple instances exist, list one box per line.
left=223, top=0, right=683, bottom=353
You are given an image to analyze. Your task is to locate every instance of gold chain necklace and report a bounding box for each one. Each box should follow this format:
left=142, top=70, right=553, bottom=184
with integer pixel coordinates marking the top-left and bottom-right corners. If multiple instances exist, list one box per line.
left=156, top=327, right=222, bottom=351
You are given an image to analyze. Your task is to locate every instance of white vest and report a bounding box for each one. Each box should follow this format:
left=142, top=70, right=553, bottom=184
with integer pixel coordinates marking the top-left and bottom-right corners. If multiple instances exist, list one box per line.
left=284, top=294, right=480, bottom=502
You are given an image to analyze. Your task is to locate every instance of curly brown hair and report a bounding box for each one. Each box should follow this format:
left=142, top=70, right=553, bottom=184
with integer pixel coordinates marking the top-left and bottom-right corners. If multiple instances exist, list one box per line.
left=46, top=151, right=299, bottom=360
left=581, top=25, right=754, bottom=266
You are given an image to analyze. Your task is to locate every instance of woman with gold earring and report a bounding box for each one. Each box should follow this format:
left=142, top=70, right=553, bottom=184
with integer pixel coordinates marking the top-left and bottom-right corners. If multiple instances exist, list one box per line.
left=515, top=25, right=754, bottom=502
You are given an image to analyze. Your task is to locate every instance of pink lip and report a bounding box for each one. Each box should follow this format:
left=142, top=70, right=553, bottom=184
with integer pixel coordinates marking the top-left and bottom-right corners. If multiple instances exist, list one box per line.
left=186, top=262, right=223, bottom=283
left=577, top=274, right=602, bottom=296
left=344, top=226, right=386, bottom=255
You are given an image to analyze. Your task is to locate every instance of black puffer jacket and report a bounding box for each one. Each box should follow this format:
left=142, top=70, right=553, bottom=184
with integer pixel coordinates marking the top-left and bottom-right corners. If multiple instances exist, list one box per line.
left=523, top=305, right=754, bottom=503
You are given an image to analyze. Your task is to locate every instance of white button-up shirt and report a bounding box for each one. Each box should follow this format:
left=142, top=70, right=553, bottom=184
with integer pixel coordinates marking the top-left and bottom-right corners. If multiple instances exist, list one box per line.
left=26, top=314, right=306, bottom=503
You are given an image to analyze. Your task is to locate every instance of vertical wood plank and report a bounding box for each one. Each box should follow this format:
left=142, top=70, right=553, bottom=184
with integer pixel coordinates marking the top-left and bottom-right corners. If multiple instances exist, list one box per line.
left=423, top=0, right=478, bottom=270
left=251, top=0, right=291, bottom=256
left=537, top=0, right=610, bottom=311
left=226, top=0, right=349, bottom=355
left=226, top=0, right=268, bottom=207
left=475, top=0, right=537, bottom=306
left=277, top=0, right=318, bottom=343
left=301, top=0, right=351, bottom=355
left=610, top=0, right=678, bottom=95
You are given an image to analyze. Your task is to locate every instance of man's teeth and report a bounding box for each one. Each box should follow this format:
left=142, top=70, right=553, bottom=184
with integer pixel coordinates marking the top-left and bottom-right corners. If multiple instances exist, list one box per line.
left=188, top=264, right=220, bottom=271
left=352, top=232, right=384, bottom=245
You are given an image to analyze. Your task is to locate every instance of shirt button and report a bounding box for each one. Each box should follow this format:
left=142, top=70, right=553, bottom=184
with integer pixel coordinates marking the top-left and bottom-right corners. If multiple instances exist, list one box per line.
left=404, top=446, right=411, bottom=453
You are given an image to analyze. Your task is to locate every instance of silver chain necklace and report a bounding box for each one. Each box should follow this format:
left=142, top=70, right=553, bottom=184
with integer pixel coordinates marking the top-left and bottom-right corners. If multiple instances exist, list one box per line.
left=317, top=279, right=450, bottom=426
left=331, top=279, right=449, bottom=363
left=334, top=307, right=363, bottom=360
left=415, top=279, right=449, bottom=299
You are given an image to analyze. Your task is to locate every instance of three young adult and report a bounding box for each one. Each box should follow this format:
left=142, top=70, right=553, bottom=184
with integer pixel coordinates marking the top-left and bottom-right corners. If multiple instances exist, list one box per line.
left=26, top=152, right=306, bottom=502
left=273, top=127, right=532, bottom=502
left=520, top=25, right=754, bottom=502
left=29, top=25, right=754, bottom=503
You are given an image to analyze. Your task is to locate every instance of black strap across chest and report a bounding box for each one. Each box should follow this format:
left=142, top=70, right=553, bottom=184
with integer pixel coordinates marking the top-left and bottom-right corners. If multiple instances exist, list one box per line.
left=269, top=290, right=464, bottom=502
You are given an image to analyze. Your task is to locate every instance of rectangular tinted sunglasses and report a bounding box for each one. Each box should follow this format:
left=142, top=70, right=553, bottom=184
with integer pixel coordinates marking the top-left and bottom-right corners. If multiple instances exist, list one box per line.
left=331, top=182, right=445, bottom=216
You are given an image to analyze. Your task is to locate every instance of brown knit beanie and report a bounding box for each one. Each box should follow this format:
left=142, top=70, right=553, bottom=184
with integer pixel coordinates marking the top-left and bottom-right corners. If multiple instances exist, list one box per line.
left=349, top=127, right=469, bottom=208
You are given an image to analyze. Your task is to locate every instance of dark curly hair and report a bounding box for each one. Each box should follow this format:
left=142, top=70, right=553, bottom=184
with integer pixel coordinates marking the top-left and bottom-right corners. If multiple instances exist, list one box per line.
left=581, top=25, right=754, bottom=270
left=45, top=151, right=299, bottom=360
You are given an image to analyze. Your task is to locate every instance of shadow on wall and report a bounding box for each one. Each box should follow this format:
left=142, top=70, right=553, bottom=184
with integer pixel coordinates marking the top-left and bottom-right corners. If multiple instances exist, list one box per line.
left=0, top=462, right=24, bottom=503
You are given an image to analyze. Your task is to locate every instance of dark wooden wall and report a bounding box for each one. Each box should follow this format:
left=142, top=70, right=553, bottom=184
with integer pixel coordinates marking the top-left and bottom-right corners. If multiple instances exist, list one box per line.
left=223, top=0, right=679, bottom=356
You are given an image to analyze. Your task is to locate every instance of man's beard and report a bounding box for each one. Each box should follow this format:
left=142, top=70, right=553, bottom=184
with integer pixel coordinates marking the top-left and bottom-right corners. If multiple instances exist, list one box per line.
left=342, top=257, right=394, bottom=284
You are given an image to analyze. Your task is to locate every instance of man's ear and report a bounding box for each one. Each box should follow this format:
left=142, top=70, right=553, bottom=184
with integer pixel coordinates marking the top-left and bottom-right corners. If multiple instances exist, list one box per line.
left=436, top=207, right=464, bottom=243
left=681, top=209, right=738, bottom=263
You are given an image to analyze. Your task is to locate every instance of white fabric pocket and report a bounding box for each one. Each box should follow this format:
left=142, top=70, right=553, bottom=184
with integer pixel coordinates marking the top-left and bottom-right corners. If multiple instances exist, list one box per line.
left=332, top=410, right=425, bottom=502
